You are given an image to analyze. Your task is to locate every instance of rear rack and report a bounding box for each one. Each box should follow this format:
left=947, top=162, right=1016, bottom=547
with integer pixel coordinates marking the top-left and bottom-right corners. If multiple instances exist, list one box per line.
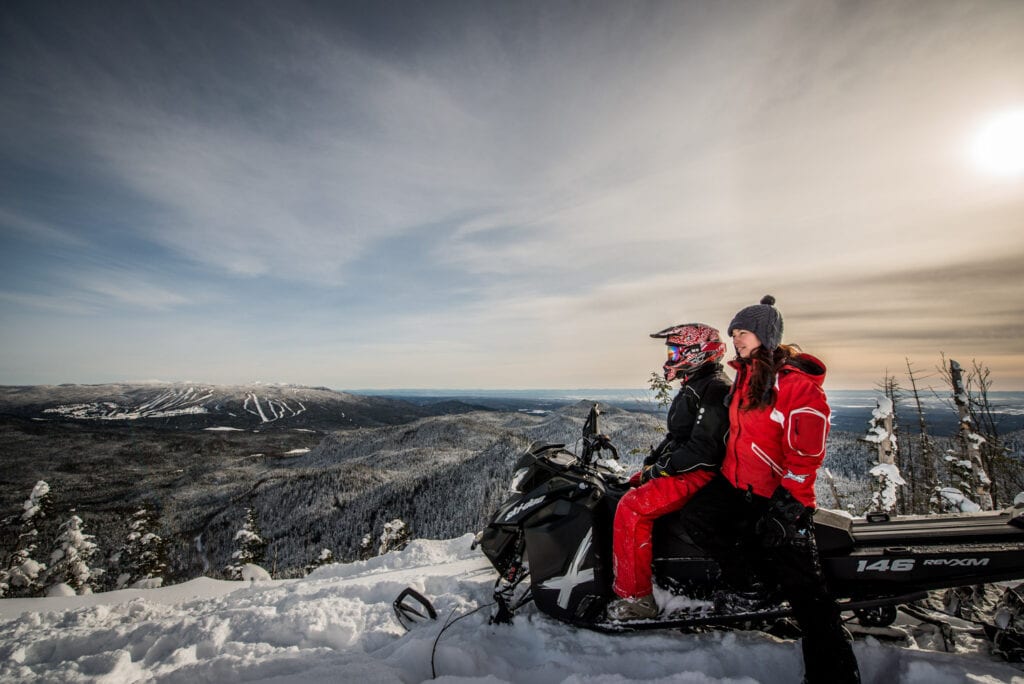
left=852, top=509, right=1024, bottom=547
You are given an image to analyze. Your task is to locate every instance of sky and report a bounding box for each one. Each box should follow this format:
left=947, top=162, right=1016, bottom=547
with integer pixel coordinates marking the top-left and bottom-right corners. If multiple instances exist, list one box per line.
left=1, top=0, right=1023, bottom=390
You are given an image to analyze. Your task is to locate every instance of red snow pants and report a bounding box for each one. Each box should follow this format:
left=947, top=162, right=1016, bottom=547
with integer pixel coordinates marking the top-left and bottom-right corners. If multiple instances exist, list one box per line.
left=612, top=469, right=715, bottom=598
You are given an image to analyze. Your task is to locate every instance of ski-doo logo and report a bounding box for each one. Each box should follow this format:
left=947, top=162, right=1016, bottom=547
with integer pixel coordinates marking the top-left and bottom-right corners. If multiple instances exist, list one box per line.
left=922, top=558, right=991, bottom=567
left=502, top=495, right=545, bottom=523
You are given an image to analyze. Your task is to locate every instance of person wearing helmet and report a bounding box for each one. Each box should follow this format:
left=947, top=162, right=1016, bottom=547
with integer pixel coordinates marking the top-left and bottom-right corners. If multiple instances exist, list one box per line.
left=679, top=296, right=860, bottom=683
left=606, top=323, right=731, bottom=621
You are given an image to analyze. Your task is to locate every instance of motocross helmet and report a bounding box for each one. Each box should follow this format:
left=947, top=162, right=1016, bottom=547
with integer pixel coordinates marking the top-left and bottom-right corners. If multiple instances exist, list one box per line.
left=650, top=323, right=726, bottom=382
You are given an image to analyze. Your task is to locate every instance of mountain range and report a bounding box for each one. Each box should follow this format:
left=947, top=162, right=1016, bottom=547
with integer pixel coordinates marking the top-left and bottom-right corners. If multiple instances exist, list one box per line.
left=0, top=384, right=664, bottom=584
left=2, top=382, right=1019, bottom=589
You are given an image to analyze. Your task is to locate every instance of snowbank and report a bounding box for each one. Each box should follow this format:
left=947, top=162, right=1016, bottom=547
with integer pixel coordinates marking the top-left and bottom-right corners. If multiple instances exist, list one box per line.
left=1, top=534, right=1021, bottom=683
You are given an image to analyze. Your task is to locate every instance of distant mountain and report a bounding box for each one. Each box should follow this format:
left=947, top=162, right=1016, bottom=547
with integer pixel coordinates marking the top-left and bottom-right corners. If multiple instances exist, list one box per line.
left=0, top=383, right=448, bottom=431
left=5, top=384, right=1018, bottom=590
left=180, top=401, right=664, bottom=579
left=0, top=392, right=666, bottom=585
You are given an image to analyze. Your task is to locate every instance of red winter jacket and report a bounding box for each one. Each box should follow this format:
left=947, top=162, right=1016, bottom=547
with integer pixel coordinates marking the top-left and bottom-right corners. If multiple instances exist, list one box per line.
left=719, top=354, right=831, bottom=507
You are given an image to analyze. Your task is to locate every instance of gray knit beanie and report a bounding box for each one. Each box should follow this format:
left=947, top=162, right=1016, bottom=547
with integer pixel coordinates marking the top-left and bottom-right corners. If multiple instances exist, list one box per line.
left=728, top=295, right=784, bottom=351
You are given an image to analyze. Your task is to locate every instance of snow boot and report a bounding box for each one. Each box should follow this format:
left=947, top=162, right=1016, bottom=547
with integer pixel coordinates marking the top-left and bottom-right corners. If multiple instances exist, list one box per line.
left=606, top=594, right=659, bottom=621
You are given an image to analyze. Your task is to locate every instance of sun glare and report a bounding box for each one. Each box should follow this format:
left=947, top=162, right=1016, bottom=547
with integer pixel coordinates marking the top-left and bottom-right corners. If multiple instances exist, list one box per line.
left=970, top=108, right=1024, bottom=177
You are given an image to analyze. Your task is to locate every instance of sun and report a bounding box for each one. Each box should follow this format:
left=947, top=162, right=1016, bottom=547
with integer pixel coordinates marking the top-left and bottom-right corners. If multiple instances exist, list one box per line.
left=970, top=108, right=1024, bottom=178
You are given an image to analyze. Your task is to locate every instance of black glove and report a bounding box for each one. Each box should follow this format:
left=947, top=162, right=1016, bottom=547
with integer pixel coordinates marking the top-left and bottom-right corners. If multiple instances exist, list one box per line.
left=756, top=486, right=814, bottom=548
left=640, top=452, right=674, bottom=484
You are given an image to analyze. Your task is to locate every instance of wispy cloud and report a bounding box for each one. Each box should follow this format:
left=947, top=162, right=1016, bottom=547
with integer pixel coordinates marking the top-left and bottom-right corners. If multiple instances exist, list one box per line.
left=0, top=208, right=89, bottom=248
left=1, top=1, right=1023, bottom=387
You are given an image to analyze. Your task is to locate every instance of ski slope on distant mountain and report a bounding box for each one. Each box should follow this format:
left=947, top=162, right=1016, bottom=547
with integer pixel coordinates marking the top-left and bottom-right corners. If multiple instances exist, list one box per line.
left=1, top=535, right=1022, bottom=683
left=43, top=386, right=214, bottom=420
left=244, top=392, right=307, bottom=423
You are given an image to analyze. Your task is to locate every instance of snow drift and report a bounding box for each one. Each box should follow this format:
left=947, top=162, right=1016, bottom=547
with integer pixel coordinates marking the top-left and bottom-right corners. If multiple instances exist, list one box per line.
left=0, top=535, right=1021, bottom=683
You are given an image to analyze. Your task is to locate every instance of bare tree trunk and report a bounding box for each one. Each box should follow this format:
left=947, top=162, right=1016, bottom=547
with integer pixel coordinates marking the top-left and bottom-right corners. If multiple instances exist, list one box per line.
left=906, top=357, right=936, bottom=513
left=950, top=359, right=993, bottom=510
left=970, top=360, right=1003, bottom=506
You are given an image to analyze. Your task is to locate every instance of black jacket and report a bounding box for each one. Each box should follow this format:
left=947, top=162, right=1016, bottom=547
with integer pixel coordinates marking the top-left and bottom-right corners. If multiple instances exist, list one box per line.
left=647, top=363, right=731, bottom=476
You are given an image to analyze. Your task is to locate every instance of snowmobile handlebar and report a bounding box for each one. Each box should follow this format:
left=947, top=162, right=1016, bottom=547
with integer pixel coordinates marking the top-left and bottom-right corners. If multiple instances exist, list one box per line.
left=580, top=404, right=619, bottom=464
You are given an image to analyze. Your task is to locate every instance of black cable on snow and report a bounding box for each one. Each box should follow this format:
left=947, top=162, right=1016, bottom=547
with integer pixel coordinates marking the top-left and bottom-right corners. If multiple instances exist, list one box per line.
left=430, top=602, right=496, bottom=679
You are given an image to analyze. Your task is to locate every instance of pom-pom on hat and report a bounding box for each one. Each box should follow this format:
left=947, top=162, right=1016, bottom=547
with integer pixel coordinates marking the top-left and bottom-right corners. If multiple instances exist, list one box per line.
left=728, top=295, right=784, bottom=351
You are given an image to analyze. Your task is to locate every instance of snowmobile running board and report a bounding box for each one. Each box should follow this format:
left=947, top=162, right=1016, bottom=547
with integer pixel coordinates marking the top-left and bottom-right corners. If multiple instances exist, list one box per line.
left=584, top=591, right=930, bottom=634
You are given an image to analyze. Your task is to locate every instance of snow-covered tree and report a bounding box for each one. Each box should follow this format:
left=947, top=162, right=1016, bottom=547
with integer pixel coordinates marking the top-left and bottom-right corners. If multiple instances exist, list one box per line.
left=44, top=515, right=99, bottom=595
left=948, top=358, right=992, bottom=510
left=863, top=395, right=903, bottom=515
left=5, top=481, right=53, bottom=597
left=934, top=486, right=982, bottom=513
left=115, top=504, right=168, bottom=589
left=358, top=534, right=374, bottom=561
left=225, top=508, right=267, bottom=580
left=304, top=548, right=334, bottom=575
left=378, top=518, right=410, bottom=555
left=966, top=359, right=1019, bottom=506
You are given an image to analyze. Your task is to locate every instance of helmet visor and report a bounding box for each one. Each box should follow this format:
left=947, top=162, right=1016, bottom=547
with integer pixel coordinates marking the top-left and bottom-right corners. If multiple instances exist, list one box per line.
left=666, top=343, right=699, bottom=363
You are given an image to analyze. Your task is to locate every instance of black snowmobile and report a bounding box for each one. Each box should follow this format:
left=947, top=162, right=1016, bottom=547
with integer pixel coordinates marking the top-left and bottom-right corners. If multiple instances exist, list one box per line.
left=465, top=405, right=1024, bottom=653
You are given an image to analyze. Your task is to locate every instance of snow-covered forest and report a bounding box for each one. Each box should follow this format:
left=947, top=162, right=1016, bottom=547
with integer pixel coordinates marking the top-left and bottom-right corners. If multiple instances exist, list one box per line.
left=1, top=376, right=1023, bottom=681
left=2, top=375, right=1023, bottom=597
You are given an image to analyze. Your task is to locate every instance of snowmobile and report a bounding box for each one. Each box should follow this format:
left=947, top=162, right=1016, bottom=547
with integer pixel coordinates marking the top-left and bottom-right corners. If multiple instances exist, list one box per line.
left=455, top=405, right=1024, bottom=654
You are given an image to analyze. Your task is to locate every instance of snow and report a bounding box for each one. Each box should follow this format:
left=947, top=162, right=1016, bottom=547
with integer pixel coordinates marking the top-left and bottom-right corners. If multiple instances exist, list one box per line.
left=869, top=463, right=907, bottom=512
left=870, top=397, right=894, bottom=421
left=204, top=426, right=245, bottom=431
left=22, top=480, right=50, bottom=520
left=42, top=388, right=213, bottom=421
left=1, top=535, right=1022, bottom=683
left=241, top=564, right=273, bottom=582
left=937, top=487, right=983, bottom=513
left=244, top=392, right=308, bottom=424
left=45, top=583, right=77, bottom=598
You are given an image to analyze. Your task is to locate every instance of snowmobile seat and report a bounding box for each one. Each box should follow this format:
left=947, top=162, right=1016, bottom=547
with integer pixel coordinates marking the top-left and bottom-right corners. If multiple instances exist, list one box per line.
left=812, top=508, right=855, bottom=553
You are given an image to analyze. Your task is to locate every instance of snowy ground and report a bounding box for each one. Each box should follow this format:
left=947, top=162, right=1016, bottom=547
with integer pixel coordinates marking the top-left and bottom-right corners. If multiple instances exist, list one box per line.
left=1, top=535, right=1022, bottom=683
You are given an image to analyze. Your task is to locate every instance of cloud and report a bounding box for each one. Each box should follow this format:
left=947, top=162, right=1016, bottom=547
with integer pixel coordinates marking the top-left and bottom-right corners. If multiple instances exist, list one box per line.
left=0, top=207, right=89, bottom=248
left=1, top=264, right=193, bottom=315
left=2, top=1, right=1024, bottom=387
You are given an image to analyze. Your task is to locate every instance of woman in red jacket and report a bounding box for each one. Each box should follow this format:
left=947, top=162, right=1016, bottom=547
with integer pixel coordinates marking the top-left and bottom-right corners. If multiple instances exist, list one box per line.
left=681, top=296, right=860, bottom=684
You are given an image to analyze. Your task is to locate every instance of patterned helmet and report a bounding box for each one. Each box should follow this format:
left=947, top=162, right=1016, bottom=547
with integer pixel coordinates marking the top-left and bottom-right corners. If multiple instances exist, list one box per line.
left=650, top=323, right=726, bottom=381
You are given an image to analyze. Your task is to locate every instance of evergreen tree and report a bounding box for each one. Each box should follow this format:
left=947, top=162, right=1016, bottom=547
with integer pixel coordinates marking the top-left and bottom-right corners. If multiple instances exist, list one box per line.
left=225, top=507, right=266, bottom=579
left=378, top=518, right=411, bottom=555
left=44, top=514, right=99, bottom=595
left=116, top=504, right=169, bottom=589
left=358, top=534, right=374, bottom=561
left=863, top=394, right=904, bottom=515
left=304, top=548, right=335, bottom=575
left=965, top=359, right=1017, bottom=506
left=6, top=481, right=53, bottom=597
left=946, top=358, right=992, bottom=510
